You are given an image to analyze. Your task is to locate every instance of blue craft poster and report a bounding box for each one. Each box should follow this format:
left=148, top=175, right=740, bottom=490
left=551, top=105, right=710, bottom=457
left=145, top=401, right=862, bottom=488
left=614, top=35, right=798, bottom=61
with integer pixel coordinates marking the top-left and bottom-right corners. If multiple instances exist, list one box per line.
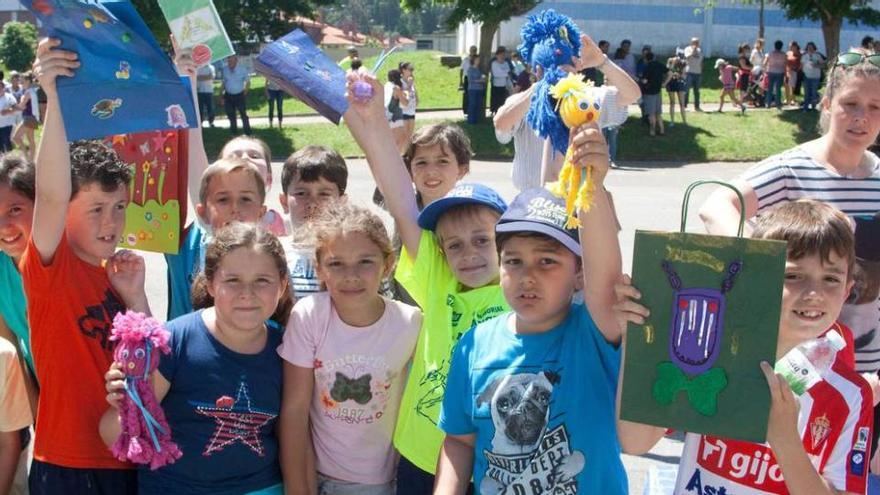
left=21, top=0, right=196, bottom=140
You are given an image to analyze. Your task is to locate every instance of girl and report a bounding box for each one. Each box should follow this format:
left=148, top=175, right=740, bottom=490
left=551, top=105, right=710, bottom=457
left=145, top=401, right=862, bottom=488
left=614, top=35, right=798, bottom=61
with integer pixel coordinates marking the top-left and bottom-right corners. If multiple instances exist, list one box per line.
left=714, top=59, right=745, bottom=113
left=399, top=62, right=418, bottom=152
left=101, top=223, right=293, bottom=495
left=403, top=123, right=472, bottom=209
left=384, top=69, right=409, bottom=153
left=11, top=74, right=38, bottom=162
left=665, top=53, right=687, bottom=125
left=221, top=136, right=287, bottom=236
left=279, top=202, right=421, bottom=495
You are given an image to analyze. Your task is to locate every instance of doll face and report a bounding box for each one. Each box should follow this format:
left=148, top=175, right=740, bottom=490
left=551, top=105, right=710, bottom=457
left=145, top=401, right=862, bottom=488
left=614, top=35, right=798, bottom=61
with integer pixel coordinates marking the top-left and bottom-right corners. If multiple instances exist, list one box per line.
left=115, top=341, right=154, bottom=377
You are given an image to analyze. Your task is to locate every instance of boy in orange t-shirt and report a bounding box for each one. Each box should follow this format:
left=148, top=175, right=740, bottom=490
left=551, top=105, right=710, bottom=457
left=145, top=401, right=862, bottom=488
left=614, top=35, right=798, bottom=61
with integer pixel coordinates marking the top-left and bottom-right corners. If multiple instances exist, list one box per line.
left=21, top=39, right=151, bottom=494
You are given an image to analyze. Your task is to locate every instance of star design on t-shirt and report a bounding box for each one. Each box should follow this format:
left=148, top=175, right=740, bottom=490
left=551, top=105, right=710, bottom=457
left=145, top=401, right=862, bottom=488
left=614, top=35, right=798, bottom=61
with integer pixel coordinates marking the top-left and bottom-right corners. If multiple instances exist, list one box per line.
left=193, top=377, right=277, bottom=457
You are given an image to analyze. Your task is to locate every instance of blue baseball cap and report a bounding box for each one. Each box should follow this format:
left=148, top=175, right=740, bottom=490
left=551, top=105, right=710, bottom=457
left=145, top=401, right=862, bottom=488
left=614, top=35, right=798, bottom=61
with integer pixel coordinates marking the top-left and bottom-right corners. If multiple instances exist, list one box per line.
left=417, top=182, right=508, bottom=231
left=495, top=187, right=581, bottom=255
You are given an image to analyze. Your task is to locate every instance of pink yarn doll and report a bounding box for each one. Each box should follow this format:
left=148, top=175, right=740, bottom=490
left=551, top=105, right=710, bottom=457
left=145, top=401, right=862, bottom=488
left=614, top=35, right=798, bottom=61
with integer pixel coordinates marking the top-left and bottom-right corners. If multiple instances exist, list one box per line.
left=109, top=311, right=182, bottom=469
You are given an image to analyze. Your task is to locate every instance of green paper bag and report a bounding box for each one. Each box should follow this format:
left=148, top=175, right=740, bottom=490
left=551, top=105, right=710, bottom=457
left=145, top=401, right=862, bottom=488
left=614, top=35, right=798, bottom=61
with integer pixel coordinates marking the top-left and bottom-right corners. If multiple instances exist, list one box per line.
left=158, top=0, right=233, bottom=67
left=619, top=181, right=787, bottom=443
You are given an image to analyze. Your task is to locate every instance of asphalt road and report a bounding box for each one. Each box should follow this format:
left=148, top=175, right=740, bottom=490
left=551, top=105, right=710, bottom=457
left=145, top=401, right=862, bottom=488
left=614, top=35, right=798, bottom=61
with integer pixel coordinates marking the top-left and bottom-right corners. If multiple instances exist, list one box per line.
left=141, top=158, right=755, bottom=494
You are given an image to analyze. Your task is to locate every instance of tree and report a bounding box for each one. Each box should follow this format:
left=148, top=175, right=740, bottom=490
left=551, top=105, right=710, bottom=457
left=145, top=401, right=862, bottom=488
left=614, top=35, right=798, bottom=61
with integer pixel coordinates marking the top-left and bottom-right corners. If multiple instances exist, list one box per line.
left=0, top=21, right=38, bottom=72
left=131, top=0, right=335, bottom=49
left=402, top=0, right=542, bottom=70
left=773, top=0, right=880, bottom=59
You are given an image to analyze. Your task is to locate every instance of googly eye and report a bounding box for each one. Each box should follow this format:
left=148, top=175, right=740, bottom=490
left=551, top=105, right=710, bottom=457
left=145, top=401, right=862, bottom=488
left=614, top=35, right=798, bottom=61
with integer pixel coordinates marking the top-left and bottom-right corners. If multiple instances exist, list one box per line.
left=134, top=349, right=146, bottom=359
left=594, top=102, right=601, bottom=110
left=120, top=349, right=129, bottom=359
left=578, top=100, right=589, bottom=110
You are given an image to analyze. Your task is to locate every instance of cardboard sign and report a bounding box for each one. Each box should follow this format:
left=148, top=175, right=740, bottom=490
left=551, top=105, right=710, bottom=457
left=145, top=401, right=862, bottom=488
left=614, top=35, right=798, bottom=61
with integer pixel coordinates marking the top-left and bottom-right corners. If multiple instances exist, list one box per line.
left=105, top=130, right=188, bottom=254
left=254, top=29, right=348, bottom=124
left=22, top=0, right=197, bottom=140
left=157, top=0, right=233, bottom=67
left=620, top=230, right=786, bottom=443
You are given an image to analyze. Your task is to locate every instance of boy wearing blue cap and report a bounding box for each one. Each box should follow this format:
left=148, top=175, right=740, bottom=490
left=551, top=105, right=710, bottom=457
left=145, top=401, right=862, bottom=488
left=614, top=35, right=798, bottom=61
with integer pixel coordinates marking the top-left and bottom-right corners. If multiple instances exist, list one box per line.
left=345, top=76, right=511, bottom=492
left=433, top=137, right=628, bottom=492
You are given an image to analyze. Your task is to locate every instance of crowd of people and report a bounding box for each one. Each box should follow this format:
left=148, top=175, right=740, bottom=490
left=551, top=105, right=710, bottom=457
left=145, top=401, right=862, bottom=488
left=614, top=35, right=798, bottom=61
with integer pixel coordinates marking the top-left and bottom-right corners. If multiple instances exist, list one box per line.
left=0, top=13, right=878, bottom=495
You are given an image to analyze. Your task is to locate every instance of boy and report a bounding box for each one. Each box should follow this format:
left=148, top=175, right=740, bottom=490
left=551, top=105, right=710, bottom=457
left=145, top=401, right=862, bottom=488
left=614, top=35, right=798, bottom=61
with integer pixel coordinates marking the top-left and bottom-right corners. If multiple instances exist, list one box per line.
left=277, top=145, right=348, bottom=298
left=345, top=77, right=510, bottom=491
left=433, top=138, right=627, bottom=493
left=24, top=38, right=150, bottom=493
left=618, top=200, right=873, bottom=495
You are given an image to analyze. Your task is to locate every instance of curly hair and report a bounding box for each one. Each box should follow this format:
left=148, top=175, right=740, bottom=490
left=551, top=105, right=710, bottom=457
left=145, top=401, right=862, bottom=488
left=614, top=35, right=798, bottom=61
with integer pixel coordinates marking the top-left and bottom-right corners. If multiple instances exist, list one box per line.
left=0, top=152, right=35, bottom=201
left=311, top=201, right=394, bottom=267
left=191, top=222, right=293, bottom=327
left=69, top=140, right=131, bottom=198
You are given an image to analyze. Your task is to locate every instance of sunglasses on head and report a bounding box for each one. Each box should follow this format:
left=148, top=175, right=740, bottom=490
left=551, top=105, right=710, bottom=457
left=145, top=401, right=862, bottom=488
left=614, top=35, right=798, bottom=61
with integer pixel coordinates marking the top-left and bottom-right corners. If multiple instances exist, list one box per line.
left=834, top=52, right=880, bottom=69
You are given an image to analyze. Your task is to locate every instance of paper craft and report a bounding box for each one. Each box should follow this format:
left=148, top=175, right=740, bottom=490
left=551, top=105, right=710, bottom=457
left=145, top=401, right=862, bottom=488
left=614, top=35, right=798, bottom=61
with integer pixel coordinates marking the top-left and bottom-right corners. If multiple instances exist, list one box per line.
left=105, top=130, right=188, bottom=254
left=254, top=30, right=349, bottom=124
left=619, top=181, right=787, bottom=443
left=157, top=0, right=233, bottom=67
left=22, top=0, right=196, bottom=140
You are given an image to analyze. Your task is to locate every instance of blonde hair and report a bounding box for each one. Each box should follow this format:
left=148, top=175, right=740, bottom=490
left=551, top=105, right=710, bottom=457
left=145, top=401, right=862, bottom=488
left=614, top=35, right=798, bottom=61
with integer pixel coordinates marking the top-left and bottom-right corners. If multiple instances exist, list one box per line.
left=198, top=157, right=266, bottom=205
left=311, top=201, right=394, bottom=265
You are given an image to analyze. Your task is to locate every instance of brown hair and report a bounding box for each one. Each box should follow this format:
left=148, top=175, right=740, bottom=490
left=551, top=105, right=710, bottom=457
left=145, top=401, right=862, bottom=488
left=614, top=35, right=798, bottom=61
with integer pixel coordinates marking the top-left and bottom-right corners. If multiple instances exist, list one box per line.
left=752, top=199, right=855, bottom=279
left=819, top=52, right=880, bottom=134
left=0, top=152, right=35, bottom=201
left=280, top=145, right=348, bottom=195
left=198, top=157, right=266, bottom=205
left=191, top=222, right=293, bottom=326
left=403, top=124, right=473, bottom=174
left=220, top=136, right=273, bottom=182
left=69, top=140, right=132, bottom=198
left=434, top=203, right=501, bottom=240
left=311, top=201, right=394, bottom=266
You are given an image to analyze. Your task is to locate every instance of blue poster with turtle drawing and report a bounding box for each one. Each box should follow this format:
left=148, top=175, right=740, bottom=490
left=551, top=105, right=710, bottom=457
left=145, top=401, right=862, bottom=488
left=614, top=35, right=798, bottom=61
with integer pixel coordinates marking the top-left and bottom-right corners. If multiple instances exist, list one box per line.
left=22, top=0, right=196, bottom=140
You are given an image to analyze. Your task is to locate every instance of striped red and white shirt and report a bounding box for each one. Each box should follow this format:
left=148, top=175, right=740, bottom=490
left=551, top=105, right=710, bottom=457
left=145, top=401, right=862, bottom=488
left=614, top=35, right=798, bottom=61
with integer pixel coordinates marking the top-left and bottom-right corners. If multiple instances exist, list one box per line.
left=674, top=353, right=873, bottom=494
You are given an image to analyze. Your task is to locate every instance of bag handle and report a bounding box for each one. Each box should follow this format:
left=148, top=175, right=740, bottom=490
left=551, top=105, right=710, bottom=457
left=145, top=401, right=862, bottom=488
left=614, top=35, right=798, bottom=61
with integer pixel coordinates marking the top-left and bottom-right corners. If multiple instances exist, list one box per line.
left=680, top=180, right=746, bottom=237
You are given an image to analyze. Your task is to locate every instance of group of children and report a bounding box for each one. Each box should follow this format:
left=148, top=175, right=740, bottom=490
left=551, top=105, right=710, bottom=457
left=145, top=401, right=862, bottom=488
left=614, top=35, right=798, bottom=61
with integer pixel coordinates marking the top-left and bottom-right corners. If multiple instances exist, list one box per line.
left=0, top=26, right=878, bottom=495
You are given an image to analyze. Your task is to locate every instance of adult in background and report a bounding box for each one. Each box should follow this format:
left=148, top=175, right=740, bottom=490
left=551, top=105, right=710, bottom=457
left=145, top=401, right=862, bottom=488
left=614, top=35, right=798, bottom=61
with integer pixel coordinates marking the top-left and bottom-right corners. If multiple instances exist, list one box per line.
left=196, top=63, right=216, bottom=127
left=489, top=46, right=513, bottom=115
left=494, top=82, right=543, bottom=191
left=0, top=89, right=15, bottom=152
left=763, top=40, right=786, bottom=109
left=800, top=42, right=825, bottom=111
left=636, top=45, right=653, bottom=124
left=683, top=37, right=703, bottom=111
left=862, top=35, right=875, bottom=53
left=749, top=38, right=765, bottom=78
left=465, top=54, right=486, bottom=125
left=613, top=39, right=637, bottom=80
left=384, top=69, right=410, bottom=152
left=220, top=55, right=251, bottom=135
left=399, top=61, right=418, bottom=146
left=459, top=45, right=477, bottom=116
left=265, top=77, right=284, bottom=128
left=641, top=51, right=669, bottom=136
left=338, top=46, right=359, bottom=71
left=666, top=51, right=687, bottom=126
left=784, top=41, right=802, bottom=106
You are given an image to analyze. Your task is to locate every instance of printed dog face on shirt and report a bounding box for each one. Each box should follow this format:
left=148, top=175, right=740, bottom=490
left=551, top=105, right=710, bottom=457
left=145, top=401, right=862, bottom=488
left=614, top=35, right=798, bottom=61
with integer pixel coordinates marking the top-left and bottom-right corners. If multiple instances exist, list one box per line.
left=477, top=371, right=558, bottom=454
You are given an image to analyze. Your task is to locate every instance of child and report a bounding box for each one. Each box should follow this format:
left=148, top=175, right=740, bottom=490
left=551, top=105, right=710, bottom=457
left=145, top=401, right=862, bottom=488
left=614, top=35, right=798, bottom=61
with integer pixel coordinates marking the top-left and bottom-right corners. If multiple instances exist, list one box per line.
left=618, top=200, right=874, bottom=494
left=220, top=136, right=287, bottom=236
left=434, top=132, right=627, bottom=493
left=278, top=202, right=421, bottom=494
left=0, top=336, right=31, bottom=495
left=165, top=158, right=268, bottom=319
left=101, top=223, right=292, bottom=494
left=344, top=74, right=509, bottom=491
left=277, top=145, right=348, bottom=299
left=403, top=123, right=472, bottom=209
left=11, top=73, right=39, bottom=162
left=24, top=38, right=150, bottom=494
left=715, top=58, right=746, bottom=113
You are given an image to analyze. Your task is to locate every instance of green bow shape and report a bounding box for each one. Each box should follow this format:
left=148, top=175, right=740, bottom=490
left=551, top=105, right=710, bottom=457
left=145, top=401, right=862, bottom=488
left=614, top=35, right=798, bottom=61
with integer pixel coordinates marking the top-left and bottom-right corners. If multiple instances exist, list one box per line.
left=652, top=362, right=728, bottom=416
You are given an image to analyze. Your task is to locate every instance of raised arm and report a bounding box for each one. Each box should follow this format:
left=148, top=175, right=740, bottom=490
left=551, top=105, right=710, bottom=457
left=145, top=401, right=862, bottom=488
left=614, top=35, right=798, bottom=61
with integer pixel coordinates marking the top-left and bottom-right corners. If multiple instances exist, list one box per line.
left=574, top=35, right=640, bottom=107
left=493, top=84, right=534, bottom=134
left=698, top=179, right=758, bottom=236
left=343, top=74, right=421, bottom=258
left=30, top=38, right=80, bottom=264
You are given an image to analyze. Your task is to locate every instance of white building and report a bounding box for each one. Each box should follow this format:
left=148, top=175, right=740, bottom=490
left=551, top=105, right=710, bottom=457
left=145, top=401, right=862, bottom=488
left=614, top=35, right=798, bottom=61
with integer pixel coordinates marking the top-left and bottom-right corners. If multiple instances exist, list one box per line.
left=458, top=0, right=880, bottom=57
left=0, top=0, right=35, bottom=25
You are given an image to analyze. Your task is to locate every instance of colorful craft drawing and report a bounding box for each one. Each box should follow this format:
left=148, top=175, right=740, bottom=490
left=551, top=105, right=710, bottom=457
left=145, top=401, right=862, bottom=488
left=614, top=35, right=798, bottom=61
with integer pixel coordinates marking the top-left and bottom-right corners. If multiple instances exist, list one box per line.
left=165, top=105, right=187, bottom=128
left=21, top=0, right=196, bottom=139
left=158, top=0, right=234, bottom=66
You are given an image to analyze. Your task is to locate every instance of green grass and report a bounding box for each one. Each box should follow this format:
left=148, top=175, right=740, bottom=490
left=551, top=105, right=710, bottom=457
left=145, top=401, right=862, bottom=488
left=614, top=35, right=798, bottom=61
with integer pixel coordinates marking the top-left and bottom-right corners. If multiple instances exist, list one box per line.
left=201, top=108, right=821, bottom=162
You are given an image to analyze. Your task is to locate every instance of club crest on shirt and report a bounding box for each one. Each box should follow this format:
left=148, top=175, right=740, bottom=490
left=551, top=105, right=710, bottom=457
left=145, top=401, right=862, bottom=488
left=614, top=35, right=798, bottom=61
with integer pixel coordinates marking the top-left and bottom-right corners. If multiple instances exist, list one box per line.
left=809, top=414, right=831, bottom=452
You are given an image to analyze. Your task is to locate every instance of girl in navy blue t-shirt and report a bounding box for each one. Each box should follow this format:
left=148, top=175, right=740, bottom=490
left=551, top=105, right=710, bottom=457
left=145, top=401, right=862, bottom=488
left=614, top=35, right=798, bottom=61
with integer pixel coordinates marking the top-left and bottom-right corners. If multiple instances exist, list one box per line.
left=100, top=223, right=293, bottom=495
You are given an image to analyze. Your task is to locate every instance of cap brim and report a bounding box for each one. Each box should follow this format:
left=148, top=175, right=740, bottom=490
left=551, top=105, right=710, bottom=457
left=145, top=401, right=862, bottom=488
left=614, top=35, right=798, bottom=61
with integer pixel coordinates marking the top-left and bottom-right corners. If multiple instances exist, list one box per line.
left=418, top=196, right=505, bottom=231
left=496, top=220, right=581, bottom=256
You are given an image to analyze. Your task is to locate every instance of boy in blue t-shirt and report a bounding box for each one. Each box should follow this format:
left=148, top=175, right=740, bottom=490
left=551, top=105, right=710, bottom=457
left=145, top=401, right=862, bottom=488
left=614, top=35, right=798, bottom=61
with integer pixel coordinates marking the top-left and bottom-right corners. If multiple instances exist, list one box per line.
left=434, top=126, right=628, bottom=494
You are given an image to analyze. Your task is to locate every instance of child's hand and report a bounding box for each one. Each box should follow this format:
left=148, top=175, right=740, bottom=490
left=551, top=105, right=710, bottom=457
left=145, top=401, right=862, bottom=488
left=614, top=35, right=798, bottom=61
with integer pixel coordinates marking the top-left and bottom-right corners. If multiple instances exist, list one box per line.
left=861, top=372, right=880, bottom=406
left=170, top=35, right=197, bottom=80
left=32, top=38, right=79, bottom=96
left=106, top=250, right=146, bottom=307
left=344, top=70, right=386, bottom=130
left=568, top=123, right=610, bottom=184
left=613, top=274, right=650, bottom=334
left=105, top=362, right=127, bottom=409
left=761, top=361, right=801, bottom=449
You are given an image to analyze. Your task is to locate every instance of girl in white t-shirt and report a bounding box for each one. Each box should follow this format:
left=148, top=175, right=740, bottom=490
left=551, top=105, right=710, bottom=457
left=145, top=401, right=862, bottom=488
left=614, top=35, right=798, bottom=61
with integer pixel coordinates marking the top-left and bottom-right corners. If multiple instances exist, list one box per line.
left=278, top=202, right=422, bottom=495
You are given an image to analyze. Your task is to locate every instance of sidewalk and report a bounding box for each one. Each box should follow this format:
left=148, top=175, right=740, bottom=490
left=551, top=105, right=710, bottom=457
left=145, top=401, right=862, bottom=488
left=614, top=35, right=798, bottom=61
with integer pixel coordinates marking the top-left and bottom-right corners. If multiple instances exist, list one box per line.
left=207, top=101, right=778, bottom=128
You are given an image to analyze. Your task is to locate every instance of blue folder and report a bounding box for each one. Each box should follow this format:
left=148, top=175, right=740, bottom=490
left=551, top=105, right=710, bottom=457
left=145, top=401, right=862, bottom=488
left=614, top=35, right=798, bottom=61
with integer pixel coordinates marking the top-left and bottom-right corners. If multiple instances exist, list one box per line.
left=21, top=0, right=196, bottom=140
left=254, top=29, right=348, bottom=124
